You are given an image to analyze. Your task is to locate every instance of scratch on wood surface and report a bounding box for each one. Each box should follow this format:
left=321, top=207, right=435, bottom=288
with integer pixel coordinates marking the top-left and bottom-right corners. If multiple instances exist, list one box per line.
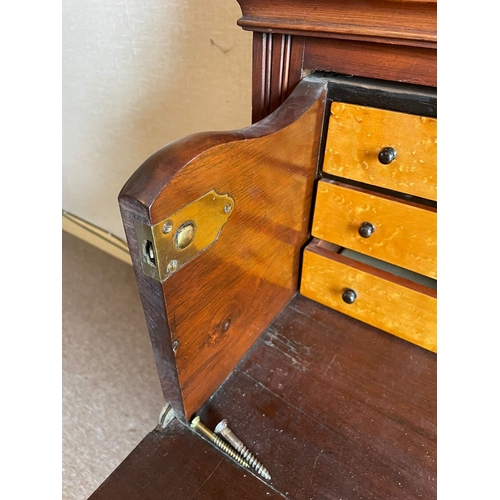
left=262, top=327, right=311, bottom=372
left=323, top=355, right=337, bottom=376
left=243, top=372, right=333, bottom=435
left=188, top=458, right=223, bottom=500
left=313, top=449, right=323, bottom=470
left=310, top=449, right=324, bottom=487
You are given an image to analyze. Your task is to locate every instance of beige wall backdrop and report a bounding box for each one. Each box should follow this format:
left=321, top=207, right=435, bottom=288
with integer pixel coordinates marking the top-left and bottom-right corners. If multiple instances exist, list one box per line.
left=63, top=0, right=252, bottom=241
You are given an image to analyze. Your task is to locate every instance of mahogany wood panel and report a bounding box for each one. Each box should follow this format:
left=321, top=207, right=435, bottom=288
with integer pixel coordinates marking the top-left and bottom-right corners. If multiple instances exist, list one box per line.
left=244, top=1, right=436, bottom=121
left=312, top=180, right=437, bottom=278
left=305, top=37, right=437, bottom=87
left=237, top=0, right=437, bottom=47
left=324, top=101, right=437, bottom=199
left=119, top=78, right=327, bottom=420
left=198, top=294, right=437, bottom=499
left=88, top=419, right=282, bottom=499
left=251, top=33, right=304, bottom=123
left=301, top=239, right=436, bottom=352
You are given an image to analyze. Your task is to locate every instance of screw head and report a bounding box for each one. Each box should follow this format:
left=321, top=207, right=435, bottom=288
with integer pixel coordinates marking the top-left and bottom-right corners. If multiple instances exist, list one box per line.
left=167, top=259, right=178, bottom=273
left=190, top=416, right=200, bottom=429
left=214, top=419, right=228, bottom=434
left=224, top=203, right=232, bottom=214
left=162, top=220, right=173, bottom=234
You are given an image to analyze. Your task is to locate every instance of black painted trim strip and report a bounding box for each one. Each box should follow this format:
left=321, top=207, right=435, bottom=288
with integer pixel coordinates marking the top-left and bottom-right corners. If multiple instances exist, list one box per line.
left=315, top=73, right=437, bottom=117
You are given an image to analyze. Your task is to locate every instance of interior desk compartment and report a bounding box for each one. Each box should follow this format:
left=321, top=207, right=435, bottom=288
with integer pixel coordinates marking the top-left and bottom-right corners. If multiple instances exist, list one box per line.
left=323, top=102, right=437, bottom=201
left=301, top=239, right=437, bottom=352
left=312, top=179, right=437, bottom=279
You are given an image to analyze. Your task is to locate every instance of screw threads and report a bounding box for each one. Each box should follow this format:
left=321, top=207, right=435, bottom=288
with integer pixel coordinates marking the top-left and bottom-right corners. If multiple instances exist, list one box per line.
left=236, top=444, right=270, bottom=480
left=214, top=419, right=271, bottom=481
left=190, top=416, right=250, bottom=468
left=212, top=435, right=250, bottom=468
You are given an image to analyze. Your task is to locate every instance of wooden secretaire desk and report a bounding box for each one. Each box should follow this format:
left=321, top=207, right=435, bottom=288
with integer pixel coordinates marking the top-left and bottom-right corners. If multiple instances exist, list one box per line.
left=90, top=2, right=437, bottom=498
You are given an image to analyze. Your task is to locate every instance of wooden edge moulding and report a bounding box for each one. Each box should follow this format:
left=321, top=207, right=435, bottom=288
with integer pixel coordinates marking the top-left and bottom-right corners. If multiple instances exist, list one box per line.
left=238, top=0, right=437, bottom=122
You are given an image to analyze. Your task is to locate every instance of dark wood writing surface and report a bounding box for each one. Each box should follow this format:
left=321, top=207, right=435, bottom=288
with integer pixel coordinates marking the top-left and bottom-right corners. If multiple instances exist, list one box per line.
left=91, top=295, right=436, bottom=499
left=89, top=419, right=282, bottom=499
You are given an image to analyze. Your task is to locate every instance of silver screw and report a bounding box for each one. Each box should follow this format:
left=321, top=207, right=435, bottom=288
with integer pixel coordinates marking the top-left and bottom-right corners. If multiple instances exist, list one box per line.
left=224, top=203, right=232, bottom=214
left=190, top=417, right=250, bottom=469
left=157, top=403, right=175, bottom=429
left=162, top=220, right=173, bottom=234
left=214, top=419, right=271, bottom=481
left=167, top=259, right=178, bottom=273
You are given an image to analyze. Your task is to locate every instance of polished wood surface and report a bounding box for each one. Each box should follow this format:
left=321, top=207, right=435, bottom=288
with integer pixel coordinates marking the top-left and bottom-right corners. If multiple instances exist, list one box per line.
left=301, top=239, right=436, bottom=352
left=312, top=180, right=437, bottom=279
left=90, top=294, right=437, bottom=499
left=238, top=0, right=437, bottom=121
left=304, top=38, right=437, bottom=88
left=200, top=294, right=437, bottom=499
left=89, top=419, right=281, bottom=499
left=237, top=0, right=436, bottom=46
left=119, top=78, right=327, bottom=420
left=323, top=102, right=437, bottom=201
left=251, top=33, right=305, bottom=123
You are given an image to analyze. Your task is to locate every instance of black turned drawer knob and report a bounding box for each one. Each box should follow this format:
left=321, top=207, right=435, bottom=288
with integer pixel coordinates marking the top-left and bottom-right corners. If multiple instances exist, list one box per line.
left=378, top=147, right=397, bottom=164
left=358, top=221, right=375, bottom=238
left=342, top=289, right=357, bottom=304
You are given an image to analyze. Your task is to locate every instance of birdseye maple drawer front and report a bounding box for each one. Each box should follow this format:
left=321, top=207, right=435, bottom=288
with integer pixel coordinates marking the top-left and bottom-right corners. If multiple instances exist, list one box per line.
left=323, top=102, right=437, bottom=201
left=312, top=179, right=437, bottom=279
left=300, top=240, right=436, bottom=352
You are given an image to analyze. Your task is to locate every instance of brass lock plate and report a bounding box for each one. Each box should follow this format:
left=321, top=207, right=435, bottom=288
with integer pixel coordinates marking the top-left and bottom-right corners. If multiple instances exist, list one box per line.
left=135, top=189, right=234, bottom=282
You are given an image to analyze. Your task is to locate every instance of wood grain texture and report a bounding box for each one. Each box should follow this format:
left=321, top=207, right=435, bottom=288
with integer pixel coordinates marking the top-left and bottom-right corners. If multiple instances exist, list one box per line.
left=119, top=78, right=327, bottom=420
left=236, top=0, right=437, bottom=47
left=312, top=180, right=437, bottom=278
left=304, top=37, right=437, bottom=87
left=88, top=419, right=283, bottom=499
left=251, top=33, right=304, bottom=123
left=119, top=197, right=185, bottom=417
left=198, top=294, right=437, bottom=499
left=323, top=102, right=437, bottom=200
left=301, top=239, right=436, bottom=352
left=245, top=0, right=437, bottom=121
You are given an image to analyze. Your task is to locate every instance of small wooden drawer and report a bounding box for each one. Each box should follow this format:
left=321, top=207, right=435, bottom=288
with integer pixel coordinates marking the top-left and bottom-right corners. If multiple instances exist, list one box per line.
left=323, top=102, right=437, bottom=201
left=312, top=179, right=437, bottom=279
left=300, top=239, right=436, bottom=352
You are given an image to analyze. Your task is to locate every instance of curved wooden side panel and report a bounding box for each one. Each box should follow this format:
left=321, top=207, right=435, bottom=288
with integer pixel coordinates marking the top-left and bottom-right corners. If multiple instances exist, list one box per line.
left=119, top=78, right=327, bottom=420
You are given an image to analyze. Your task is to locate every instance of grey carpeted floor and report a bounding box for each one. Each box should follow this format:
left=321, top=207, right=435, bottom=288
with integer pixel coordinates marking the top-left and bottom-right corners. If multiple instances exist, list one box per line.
left=62, top=232, right=165, bottom=499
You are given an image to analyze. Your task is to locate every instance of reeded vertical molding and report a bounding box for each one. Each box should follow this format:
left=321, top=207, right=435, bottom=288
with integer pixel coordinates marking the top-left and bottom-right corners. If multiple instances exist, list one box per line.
left=252, top=33, right=305, bottom=123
